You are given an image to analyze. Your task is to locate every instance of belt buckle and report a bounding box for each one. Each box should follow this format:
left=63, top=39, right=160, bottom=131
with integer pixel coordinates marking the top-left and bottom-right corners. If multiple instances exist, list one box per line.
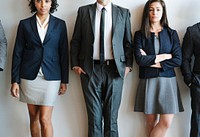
left=106, top=60, right=109, bottom=65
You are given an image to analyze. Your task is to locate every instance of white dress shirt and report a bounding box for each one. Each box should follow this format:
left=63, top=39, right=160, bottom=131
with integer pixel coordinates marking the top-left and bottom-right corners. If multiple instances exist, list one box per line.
left=93, top=2, right=113, bottom=60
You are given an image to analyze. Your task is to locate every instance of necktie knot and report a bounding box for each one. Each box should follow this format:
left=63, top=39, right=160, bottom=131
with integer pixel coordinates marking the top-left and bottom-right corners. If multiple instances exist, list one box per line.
left=102, top=7, right=105, bottom=12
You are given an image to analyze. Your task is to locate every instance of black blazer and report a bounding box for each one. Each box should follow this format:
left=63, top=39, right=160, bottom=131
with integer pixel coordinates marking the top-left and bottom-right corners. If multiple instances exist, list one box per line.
left=134, top=27, right=182, bottom=79
left=12, top=14, right=69, bottom=84
left=70, top=3, right=133, bottom=78
left=181, top=23, right=200, bottom=86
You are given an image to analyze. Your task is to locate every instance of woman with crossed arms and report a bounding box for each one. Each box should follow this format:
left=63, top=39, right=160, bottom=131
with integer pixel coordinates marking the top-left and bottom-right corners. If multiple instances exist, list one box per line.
left=134, top=0, right=183, bottom=136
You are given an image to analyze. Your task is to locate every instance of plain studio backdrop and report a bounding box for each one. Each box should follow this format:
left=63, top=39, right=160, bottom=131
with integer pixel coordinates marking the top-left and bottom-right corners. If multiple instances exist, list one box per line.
left=0, top=0, right=199, bottom=137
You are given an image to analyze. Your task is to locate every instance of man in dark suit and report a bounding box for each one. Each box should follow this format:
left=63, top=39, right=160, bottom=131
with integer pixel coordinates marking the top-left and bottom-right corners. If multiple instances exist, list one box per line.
left=0, top=20, right=7, bottom=71
left=181, top=23, right=200, bottom=137
left=70, top=0, right=133, bottom=136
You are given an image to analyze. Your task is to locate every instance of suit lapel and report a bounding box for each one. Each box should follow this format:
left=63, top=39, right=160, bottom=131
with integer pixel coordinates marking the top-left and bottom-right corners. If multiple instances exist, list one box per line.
left=88, top=3, right=120, bottom=39
left=112, top=4, right=119, bottom=36
left=89, top=3, right=96, bottom=36
left=30, top=15, right=41, bottom=42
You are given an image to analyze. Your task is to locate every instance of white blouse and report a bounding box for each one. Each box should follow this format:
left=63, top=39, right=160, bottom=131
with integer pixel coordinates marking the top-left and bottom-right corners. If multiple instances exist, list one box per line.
left=36, top=15, right=50, bottom=75
left=36, top=15, right=50, bottom=43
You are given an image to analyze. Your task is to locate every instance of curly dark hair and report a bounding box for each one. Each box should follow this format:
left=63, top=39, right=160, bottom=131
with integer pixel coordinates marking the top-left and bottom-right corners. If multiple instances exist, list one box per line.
left=28, top=0, right=59, bottom=13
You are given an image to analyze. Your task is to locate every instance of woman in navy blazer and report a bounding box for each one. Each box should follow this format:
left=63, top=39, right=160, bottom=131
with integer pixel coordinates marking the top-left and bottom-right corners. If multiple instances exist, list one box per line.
left=134, top=0, right=183, bottom=137
left=10, top=0, right=68, bottom=136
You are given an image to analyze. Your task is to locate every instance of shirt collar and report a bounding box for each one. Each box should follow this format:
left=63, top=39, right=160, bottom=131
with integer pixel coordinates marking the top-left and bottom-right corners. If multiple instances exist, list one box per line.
left=36, top=14, right=50, bottom=27
left=96, top=2, right=112, bottom=12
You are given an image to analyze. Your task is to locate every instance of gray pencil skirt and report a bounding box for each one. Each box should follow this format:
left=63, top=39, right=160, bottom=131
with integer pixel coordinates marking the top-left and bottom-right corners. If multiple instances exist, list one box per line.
left=19, top=75, right=60, bottom=106
left=134, top=77, right=184, bottom=114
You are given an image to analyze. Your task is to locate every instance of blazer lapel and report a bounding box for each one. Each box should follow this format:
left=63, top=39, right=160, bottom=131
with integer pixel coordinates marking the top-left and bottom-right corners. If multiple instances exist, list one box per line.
left=43, top=14, right=55, bottom=44
left=30, top=15, right=41, bottom=42
left=112, top=4, right=119, bottom=36
left=89, top=3, right=96, bottom=36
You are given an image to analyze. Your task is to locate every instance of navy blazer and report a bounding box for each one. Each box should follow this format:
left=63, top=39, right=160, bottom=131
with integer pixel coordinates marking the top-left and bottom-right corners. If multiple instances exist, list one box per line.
left=12, top=14, right=69, bottom=84
left=134, top=27, right=182, bottom=79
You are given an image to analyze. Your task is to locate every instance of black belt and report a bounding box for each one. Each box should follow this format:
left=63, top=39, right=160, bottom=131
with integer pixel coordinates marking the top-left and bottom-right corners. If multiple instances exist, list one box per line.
left=94, top=60, right=115, bottom=65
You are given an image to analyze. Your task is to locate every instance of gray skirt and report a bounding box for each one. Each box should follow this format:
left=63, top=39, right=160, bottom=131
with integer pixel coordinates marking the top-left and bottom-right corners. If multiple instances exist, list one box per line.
left=19, top=75, right=60, bottom=106
left=134, top=77, right=184, bottom=114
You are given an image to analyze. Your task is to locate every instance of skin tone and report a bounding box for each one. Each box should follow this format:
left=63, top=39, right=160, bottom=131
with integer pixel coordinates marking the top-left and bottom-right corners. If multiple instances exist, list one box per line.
left=140, top=2, right=174, bottom=137
left=10, top=0, right=66, bottom=137
left=97, top=0, right=111, bottom=6
left=73, top=0, right=130, bottom=77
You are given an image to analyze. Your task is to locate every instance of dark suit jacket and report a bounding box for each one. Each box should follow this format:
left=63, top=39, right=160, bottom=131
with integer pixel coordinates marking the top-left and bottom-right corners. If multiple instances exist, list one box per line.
left=134, top=27, right=182, bottom=79
left=12, top=14, right=69, bottom=84
left=181, top=23, right=200, bottom=86
left=70, top=3, right=133, bottom=78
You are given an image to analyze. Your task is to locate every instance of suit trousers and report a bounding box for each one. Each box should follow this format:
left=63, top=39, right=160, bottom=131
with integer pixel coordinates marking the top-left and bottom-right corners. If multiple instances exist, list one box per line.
left=80, top=61, right=124, bottom=137
left=190, top=74, right=200, bottom=137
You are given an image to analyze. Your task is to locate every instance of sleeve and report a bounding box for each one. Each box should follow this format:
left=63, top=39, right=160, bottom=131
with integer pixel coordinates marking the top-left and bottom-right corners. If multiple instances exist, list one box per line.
left=123, top=9, right=133, bottom=68
left=0, top=20, right=7, bottom=71
left=181, top=27, right=193, bottom=86
left=11, top=21, right=25, bottom=84
left=70, top=7, right=82, bottom=69
left=160, top=30, right=182, bottom=71
left=59, top=21, right=69, bottom=84
left=133, top=31, right=156, bottom=67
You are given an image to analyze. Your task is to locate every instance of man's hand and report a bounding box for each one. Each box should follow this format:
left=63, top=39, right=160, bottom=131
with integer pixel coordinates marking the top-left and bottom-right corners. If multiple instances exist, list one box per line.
left=125, top=67, right=131, bottom=77
left=73, top=66, right=86, bottom=75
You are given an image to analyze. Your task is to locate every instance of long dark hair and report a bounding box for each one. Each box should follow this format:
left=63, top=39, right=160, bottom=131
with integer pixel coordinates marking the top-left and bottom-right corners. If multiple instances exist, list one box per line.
left=141, top=0, right=168, bottom=38
left=28, top=0, right=59, bottom=13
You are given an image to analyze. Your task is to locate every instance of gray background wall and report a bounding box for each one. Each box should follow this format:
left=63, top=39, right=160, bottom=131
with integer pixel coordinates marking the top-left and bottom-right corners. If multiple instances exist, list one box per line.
left=0, top=0, right=199, bottom=137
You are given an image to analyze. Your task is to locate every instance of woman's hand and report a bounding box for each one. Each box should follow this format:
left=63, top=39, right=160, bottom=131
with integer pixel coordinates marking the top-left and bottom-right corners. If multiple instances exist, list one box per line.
left=155, top=54, right=172, bottom=63
left=10, top=83, right=20, bottom=98
left=59, top=83, right=67, bottom=95
left=150, top=63, right=161, bottom=68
